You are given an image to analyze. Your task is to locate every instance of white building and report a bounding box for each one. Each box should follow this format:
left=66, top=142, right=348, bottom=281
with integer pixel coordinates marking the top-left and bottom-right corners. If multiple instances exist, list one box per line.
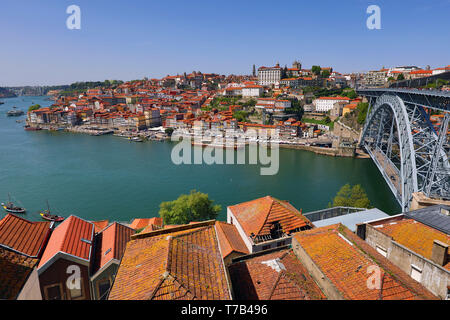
left=313, top=96, right=351, bottom=113
left=255, top=98, right=291, bottom=113
left=242, top=85, right=263, bottom=97
left=258, top=64, right=282, bottom=86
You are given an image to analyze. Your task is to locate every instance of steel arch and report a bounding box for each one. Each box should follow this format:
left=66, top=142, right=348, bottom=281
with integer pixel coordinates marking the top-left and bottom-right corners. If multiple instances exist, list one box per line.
left=360, top=94, right=419, bottom=211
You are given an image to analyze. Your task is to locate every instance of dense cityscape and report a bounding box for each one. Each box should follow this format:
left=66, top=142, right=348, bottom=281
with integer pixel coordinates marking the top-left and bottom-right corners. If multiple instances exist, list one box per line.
left=0, top=1, right=449, bottom=309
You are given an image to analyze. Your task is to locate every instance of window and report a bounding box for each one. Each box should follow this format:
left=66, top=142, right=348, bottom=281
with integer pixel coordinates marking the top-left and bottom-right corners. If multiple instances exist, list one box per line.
left=376, top=245, right=388, bottom=257
left=97, top=279, right=111, bottom=300
left=277, top=240, right=286, bottom=247
left=262, top=245, right=271, bottom=251
left=68, top=278, right=84, bottom=300
left=44, top=283, right=63, bottom=300
left=410, top=265, right=422, bottom=282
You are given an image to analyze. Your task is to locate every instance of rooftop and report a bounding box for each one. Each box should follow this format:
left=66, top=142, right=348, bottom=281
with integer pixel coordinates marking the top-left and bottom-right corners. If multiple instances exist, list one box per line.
left=108, top=222, right=231, bottom=300
left=38, top=215, right=94, bottom=270
left=92, top=222, right=135, bottom=276
left=293, top=224, right=437, bottom=300
left=369, top=218, right=449, bottom=270
left=0, top=247, right=38, bottom=300
left=404, top=205, right=450, bottom=234
left=215, top=221, right=249, bottom=259
left=228, top=196, right=313, bottom=241
left=228, top=248, right=326, bottom=300
left=0, top=214, right=51, bottom=258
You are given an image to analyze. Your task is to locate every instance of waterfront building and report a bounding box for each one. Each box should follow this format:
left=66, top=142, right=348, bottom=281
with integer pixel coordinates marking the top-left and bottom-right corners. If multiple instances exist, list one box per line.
left=356, top=205, right=450, bottom=299
left=37, top=215, right=94, bottom=300
left=227, top=196, right=314, bottom=253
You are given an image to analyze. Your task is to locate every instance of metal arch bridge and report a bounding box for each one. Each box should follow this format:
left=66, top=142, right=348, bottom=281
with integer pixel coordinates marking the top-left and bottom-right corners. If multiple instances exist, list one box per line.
left=357, top=88, right=450, bottom=212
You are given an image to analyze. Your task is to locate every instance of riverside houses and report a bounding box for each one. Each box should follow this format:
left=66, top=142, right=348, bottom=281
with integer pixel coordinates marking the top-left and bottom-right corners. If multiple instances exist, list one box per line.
left=0, top=214, right=52, bottom=300
left=37, top=215, right=95, bottom=300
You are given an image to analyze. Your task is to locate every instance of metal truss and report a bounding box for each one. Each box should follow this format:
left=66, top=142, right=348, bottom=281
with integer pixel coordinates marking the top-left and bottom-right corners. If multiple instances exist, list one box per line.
left=358, top=90, right=450, bottom=212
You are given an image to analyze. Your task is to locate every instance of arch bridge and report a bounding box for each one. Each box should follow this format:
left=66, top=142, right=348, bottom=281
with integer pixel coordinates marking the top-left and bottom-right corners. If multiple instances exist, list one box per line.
left=357, top=88, right=450, bottom=211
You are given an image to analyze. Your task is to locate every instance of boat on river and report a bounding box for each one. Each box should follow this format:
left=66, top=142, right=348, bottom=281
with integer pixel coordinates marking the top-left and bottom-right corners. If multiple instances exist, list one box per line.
left=7, top=106, right=24, bottom=117
left=1, top=194, right=26, bottom=214
left=39, top=200, right=65, bottom=222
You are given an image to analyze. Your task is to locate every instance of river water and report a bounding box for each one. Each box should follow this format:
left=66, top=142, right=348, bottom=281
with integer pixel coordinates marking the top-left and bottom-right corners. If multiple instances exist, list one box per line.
left=0, top=96, right=400, bottom=222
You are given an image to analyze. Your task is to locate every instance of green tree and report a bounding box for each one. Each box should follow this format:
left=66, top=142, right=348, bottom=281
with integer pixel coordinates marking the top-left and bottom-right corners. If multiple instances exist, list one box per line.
left=332, top=184, right=371, bottom=208
left=321, top=69, right=331, bottom=78
left=357, top=102, right=369, bottom=124
left=397, top=73, right=405, bottom=81
left=165, top=128, right=174, bottom=136
left=28, top=104, right=41, bottom=112
left=312, top=65, right=321, bottom=76
left=159, top=190, right=221, bottom=225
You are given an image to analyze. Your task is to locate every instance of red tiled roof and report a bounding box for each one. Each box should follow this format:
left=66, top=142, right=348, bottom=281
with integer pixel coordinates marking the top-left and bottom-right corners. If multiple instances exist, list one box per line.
left=228, top=249, right=326, bottom=300
left=228, top=196, right=313, bottom=238
left=38, top=215, right=94, bottom=269
left=372, top=219, right=450, bottom=270
left=215, top=221, right=249, bottom=259
left=109, top=223, right=231, bottom=300
left=0, top=247, right=38, bottom=299
left=130, top=217, right=163, bottom=230
left=293, top=224, right=437, bottom=300
left=92, top=222, right=135, bottom=275
left=92, top=220, right=109, bottom=234
left=0, top=214, right=51, bottom=257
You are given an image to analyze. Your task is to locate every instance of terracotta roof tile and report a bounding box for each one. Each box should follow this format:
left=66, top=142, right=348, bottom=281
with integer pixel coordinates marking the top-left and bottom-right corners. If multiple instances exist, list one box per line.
left=228, top=196, right=313, bottom=238
left=38, top=215, right=94, bottom=269
left=293, top=224, right=437, bottom=300
left=373, top=219, right=450, bottom=270
left=92, top=220, right=109, bottom=234
left=130, top=217, right=163, bottom=230
left=0, top=247, right=38, bottom=299
left=228, top=249, right=326, bottom=300
left=109, top=224, right=231, bottom=300
left=0, top=214, right=51, bottom=258
left=215, top=221, right=249, bottom=259
left=92, top=222, right=135, bottom=275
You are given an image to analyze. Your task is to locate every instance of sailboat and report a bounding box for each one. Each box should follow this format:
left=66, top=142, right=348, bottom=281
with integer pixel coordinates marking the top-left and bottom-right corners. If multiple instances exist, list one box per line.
left=1, top=193, right=26, bottom=214
left=40, top=200, right=65, bottom=222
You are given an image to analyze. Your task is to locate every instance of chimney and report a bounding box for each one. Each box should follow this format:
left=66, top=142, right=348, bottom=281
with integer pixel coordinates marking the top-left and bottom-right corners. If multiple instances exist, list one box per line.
left=431, top=240, right=448, bottom=267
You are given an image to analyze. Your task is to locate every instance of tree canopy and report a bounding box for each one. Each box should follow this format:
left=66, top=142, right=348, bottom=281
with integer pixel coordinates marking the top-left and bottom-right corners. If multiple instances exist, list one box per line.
left=311, top=65, right=322, bottom=76
left=331, top=184, right=371, bottom=208
left=28, top=104, right=41, bottom=112
left=159, top=190, right=221, bottom=225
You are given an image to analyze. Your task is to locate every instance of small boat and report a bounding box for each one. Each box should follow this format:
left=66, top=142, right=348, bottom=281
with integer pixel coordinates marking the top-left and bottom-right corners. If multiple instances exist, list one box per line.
left=7, top=106, right=24, bottom=117
left=24, top=125, right=42, bottom=131
left=1, top=194, right=26, bottom=214
left=40, top=211, right=65, bottom=222
left=129, top=136, right=143, bottom=142
left=39, top=200, right=65, bottom=222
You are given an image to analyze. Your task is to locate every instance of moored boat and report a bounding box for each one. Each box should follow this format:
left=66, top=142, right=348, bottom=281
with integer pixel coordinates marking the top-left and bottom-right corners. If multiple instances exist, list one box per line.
left=39, top=200, right=64, bottom=222
left=40, top=211, right=65, bottom=222
left=7, top=106, right=24, bottom=117
left=1, top=194, right=26, bottom=214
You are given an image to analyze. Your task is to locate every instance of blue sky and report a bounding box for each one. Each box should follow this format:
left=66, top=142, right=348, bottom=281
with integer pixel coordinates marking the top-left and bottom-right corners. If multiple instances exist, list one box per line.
left=0, top=0, right=449, bottom=86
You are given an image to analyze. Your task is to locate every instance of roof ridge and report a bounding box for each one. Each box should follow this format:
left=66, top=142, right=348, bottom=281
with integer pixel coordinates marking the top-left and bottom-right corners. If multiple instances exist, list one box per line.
left=255, top=197, right=276, bottom=236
